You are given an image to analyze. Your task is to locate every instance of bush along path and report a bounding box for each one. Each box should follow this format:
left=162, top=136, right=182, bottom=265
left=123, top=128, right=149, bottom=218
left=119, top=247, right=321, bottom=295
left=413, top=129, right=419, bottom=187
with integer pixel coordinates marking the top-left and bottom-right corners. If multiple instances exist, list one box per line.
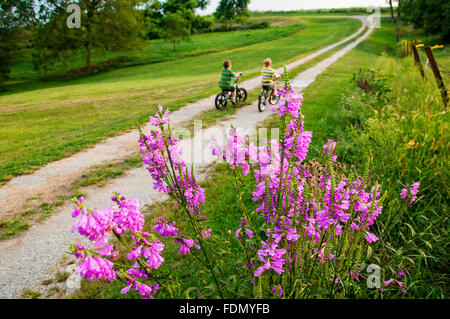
left=0, top=16, right=373, bottom=298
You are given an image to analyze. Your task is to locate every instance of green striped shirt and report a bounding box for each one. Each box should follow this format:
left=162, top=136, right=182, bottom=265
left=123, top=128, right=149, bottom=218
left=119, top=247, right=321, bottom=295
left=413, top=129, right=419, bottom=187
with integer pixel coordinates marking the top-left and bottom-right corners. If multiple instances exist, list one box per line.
left=219, top=68, right=236, bottom=88
left=261, top=67, right=276, bottom=85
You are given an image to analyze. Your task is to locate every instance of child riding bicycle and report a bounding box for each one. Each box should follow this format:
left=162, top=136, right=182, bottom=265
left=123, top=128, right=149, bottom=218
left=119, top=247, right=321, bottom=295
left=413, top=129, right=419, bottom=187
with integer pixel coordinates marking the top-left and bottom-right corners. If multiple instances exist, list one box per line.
left=261, top=58, right=280, bottom=96
left=219, top=60, right=242, bottom=103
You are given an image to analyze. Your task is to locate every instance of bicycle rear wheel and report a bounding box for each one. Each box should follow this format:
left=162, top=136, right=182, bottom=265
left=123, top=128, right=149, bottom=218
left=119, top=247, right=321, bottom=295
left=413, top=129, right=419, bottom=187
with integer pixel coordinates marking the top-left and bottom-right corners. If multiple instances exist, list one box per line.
left=215, top=93, right=227, bottom=110
left=269, top=93, right=280, bottom=105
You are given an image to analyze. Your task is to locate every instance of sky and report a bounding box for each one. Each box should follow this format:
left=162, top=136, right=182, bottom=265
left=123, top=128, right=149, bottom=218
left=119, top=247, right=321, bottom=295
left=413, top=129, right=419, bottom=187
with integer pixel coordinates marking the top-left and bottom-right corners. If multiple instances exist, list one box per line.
left=199, top=0, right=389, bottom=15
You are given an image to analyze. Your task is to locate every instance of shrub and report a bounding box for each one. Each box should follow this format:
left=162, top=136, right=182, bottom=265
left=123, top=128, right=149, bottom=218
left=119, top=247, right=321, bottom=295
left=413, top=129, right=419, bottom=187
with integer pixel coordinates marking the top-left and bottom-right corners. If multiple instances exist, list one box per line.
left=336, top=56, right=449, bottom=297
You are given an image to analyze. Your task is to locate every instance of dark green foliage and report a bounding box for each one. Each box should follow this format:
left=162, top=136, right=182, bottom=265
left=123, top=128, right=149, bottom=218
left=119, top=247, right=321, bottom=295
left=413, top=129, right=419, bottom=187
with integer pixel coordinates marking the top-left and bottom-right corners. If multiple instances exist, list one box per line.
left=214, top=0, right=251, bottom=22
left=402, top=0, right=450, bottom=42
left=144, top=0, right=212, bottom=39
left=351, top=68, right=391, bottom=105
left=33, top=0, right=147, bottom=72
left=160, top=12, right=190, bottom=51
left=200, top=20, right=270, bottom=33
left=0, top=0, right=34, bottom=85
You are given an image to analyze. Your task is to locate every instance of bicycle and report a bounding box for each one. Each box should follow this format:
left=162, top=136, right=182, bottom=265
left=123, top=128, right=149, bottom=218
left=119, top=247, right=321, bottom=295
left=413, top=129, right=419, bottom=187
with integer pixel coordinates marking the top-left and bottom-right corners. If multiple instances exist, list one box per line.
left=215, top=75, right=247, bottom=111
left=258, top=79, right=280, bottom=112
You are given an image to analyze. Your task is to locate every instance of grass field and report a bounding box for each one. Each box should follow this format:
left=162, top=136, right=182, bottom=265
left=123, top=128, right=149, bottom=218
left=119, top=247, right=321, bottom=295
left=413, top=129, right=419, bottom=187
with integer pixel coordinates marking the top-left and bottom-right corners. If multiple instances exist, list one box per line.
left=0, top=16, right=361, bottom=184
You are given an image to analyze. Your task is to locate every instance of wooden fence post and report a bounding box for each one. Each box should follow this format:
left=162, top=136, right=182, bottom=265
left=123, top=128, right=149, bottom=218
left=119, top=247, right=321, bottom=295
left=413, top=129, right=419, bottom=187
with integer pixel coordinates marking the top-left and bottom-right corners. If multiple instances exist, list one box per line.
left=411, top=44, right=425, bottom=79
left=425, top=46, right=449, bottom=107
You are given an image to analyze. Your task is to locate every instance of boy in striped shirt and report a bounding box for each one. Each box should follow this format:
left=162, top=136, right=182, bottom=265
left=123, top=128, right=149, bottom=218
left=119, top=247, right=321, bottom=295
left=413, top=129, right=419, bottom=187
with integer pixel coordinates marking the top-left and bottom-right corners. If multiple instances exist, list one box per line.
left=261, top=58, right=280, bottom=96
left=219, top=60, right=242, bottom=103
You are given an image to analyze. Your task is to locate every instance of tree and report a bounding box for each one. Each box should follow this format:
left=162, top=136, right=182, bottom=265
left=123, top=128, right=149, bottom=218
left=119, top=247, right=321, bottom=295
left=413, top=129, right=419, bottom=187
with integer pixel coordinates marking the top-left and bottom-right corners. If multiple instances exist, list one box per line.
left=142, top=0, right=211, bottom=39
left=34, top=0, right=147, bottom=72
left=161, top=0, right=210, bottom=34
left=160, top=11, right=190, bottom=51
left=0, top=0, right=35, bottom=85
left=214, top=0, right=250, bottom=23
left=143, top=0, right=164, bottom=39
left=386, top=0, right=395, bottom=22
left=402, top=0, right=450, bottom=42
left=396, top=0, right=401, bottom=42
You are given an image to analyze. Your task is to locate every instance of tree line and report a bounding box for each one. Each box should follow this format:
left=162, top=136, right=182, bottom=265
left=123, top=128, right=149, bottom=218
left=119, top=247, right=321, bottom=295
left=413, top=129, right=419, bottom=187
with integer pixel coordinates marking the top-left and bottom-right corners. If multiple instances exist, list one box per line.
left=0, top=0, right=251, bottom=85
left=386, top=0, right=449, bottom=42
left=2, top=1, right=448, bottom=86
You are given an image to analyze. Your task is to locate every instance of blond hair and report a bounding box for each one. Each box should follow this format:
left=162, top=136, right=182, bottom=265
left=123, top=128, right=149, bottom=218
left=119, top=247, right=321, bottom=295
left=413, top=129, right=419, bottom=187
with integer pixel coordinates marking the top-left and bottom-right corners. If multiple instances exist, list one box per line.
left=264, top=58, right=272, bottom=67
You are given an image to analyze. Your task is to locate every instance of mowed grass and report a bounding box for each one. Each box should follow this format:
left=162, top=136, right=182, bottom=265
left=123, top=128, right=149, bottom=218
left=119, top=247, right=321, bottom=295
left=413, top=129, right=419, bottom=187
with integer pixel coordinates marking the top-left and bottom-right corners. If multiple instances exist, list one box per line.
left=0, top=16, right=361, bottom=184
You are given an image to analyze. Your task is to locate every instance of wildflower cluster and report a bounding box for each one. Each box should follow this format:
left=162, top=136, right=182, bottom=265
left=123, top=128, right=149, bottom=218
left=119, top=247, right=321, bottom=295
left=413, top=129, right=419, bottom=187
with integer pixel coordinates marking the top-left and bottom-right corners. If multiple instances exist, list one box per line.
left=137, top=104, right=222, bottom=297
left=400, top=182, right=420, bottom=206
left=69, top=105, right=215, bottom=299
left=382, top=266, right=407, bottom=294
left=211, top=73, right=392, bottom=298
left=69, top=193, right=167, bottom=298
left=139, top=105, right=205, bottom=214
left=68, top=72, right=415, bottom=299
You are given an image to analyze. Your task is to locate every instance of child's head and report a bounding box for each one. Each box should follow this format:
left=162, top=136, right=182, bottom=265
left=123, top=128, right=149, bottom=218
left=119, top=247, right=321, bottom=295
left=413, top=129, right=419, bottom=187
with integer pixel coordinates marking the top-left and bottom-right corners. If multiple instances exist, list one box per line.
left=224, top=60, right=232, bottom=69
left=264, top=58, right=272, bottom=67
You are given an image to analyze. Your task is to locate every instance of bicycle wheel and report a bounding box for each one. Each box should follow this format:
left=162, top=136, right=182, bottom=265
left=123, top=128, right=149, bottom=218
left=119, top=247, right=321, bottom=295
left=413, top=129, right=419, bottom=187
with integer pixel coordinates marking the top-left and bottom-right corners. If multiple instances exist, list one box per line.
left=215, top=93, right=227, bottom=110
left=258, top=93, right=266, bottom=112
left=269, top=92, right=280, bottom=105
left=237, top=88, right=247, bottom=103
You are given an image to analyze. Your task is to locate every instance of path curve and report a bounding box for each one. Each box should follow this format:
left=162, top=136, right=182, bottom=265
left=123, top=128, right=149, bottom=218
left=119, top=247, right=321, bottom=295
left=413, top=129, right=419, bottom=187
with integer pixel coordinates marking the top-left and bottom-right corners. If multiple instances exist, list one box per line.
left=0, top=16, right=373, bottom=298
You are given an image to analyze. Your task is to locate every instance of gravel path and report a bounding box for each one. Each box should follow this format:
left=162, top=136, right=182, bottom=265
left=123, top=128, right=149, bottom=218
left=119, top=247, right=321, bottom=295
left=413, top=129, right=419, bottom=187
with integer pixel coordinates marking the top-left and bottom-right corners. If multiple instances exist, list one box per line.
left=0, top=16, right=373, bottom=298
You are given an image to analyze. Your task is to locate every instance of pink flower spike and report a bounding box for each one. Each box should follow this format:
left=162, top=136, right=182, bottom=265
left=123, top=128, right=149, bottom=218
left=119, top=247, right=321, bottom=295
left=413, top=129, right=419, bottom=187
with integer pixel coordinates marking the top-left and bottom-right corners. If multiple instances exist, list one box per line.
left=121, top=284, right=131, bottom=294
left=384, top=278, right=394, bottom=286
left=323, top=139, right=336, bottom=156
left=365, top=232, right=379, bottom=243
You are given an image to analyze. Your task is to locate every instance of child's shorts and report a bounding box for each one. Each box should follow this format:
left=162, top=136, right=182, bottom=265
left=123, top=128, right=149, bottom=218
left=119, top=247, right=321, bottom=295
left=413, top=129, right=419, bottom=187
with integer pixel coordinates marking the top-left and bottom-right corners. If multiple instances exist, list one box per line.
left=262, top=83, right=276, bottom=91
left=221, top=86, right=236, bottom=92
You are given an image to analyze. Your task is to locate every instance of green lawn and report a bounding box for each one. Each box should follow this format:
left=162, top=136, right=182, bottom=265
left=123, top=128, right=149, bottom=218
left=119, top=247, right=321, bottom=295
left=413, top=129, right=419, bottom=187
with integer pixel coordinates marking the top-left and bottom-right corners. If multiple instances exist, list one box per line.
left=0, top=16, right=361, bottom=184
